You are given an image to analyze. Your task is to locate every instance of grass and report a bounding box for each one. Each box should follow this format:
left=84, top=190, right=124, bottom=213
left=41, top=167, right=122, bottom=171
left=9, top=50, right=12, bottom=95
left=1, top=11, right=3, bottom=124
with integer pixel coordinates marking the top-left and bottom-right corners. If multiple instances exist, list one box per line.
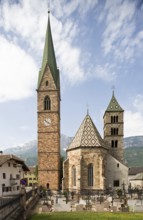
left=29, top=212, right=143, bottom=220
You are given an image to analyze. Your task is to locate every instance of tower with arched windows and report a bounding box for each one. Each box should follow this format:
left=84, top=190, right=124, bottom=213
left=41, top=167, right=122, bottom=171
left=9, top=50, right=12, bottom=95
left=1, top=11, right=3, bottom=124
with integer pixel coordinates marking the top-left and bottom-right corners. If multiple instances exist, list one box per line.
left=63, top=103, right=128, bottom=193
left=37, top=13, right=60, bottom=190
left=103, top=92, right=124, bottom=162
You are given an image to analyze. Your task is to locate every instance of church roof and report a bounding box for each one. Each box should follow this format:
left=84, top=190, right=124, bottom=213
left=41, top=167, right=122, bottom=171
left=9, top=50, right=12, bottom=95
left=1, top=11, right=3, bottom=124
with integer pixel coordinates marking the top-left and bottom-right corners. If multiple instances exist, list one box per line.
left=37, top=12, right=59, bottom=89
left=129, top=167, right=143, bottom=175
left=67, top=114, right=107, bottom=151
left=105, top=92, right=124, bottom=112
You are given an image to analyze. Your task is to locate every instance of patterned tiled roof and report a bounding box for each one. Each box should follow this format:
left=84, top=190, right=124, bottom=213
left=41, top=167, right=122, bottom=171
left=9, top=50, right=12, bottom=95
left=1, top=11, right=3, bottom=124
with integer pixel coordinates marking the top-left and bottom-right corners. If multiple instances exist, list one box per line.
left=106, top=92, right=124, bottom=112
left=0, top=154, right=29, bottom=171
left=67, top=114, right=107, bottom=150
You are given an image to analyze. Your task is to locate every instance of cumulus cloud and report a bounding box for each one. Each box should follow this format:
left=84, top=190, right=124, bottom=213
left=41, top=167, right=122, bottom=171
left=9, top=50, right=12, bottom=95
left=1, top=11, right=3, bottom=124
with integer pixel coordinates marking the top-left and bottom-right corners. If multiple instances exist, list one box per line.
left=124, top=94, right=143, bottom=137
left=51, top=0, right=98, bottom=18
left=133, top=94, right=143, bottom=111
left=100, top=0, right=143, bottom=62
left=0, top=36, right=38, bottom=102
left=0, top=0, right=101, bottom=101
left=125, top=110, right=143, bottom=137
left=93, top=63, right=116, bottom=82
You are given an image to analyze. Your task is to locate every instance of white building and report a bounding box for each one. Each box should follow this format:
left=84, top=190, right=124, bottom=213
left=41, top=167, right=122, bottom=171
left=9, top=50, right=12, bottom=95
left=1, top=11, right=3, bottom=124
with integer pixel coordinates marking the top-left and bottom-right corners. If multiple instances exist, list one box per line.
left=0, top=154, right=29, bottom=197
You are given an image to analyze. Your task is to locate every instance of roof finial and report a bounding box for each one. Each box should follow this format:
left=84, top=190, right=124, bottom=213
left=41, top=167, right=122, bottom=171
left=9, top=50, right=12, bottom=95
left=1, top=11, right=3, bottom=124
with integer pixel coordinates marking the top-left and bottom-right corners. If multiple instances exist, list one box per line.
left=112, top=85, right=115, bottom=95
left=48, top=1, right=50, bottom=15
left=86, top=104, right=89, bottom=115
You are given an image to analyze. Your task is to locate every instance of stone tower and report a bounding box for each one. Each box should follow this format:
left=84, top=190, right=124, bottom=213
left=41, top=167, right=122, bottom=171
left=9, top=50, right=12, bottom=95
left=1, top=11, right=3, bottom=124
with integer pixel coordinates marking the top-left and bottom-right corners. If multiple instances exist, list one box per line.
left=37, top=13, right=60, bottom=190
left=103, top=92, right=124, bottom=162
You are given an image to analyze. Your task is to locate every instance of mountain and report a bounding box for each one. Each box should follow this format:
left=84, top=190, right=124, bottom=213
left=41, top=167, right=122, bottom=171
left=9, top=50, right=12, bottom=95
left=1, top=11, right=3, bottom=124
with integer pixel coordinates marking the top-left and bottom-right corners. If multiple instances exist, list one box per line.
left=124, top=136, right=143, bottom=167
left=124, top=146, right=143, bottom=167
left=124, top=136, right=143, bottom=148
left=61, top=134, right=73, bottom=157
left=4, top=140, right=37, bottom=166
left=3, top=134, right=72, bottom=166
left=3, top=135, right=143, bottom=167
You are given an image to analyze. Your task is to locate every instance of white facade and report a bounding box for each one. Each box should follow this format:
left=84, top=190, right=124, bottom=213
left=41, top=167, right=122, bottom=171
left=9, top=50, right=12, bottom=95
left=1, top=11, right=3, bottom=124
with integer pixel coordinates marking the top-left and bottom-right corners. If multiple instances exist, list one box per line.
left=129, top=173, right=143, bottom=189
left=105, top=154, right=128, bottom=190
left=0, top=155, right=29, bottom=197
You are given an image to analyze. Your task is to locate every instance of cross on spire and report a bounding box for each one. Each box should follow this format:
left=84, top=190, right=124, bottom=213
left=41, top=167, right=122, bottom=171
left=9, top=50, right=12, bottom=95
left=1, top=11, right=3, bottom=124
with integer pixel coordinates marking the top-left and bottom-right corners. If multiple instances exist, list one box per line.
left=86, top=104, right=89, bottom=115
left=48, top=0, right=50, bottom=14
left=112, top=85, right=115, bottom=95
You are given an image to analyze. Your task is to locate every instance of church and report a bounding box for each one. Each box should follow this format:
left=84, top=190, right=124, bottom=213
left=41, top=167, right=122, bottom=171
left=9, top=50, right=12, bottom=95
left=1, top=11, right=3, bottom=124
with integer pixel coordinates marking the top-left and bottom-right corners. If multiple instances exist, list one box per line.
left=37, top=13, right=128, bottom=192
left=62, top=94, right=128, bottom=193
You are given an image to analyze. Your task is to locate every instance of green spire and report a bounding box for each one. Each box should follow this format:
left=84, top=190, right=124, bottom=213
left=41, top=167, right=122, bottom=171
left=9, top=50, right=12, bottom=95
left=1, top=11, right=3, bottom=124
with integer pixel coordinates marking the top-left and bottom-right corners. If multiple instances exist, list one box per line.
left=106, top=91, right=124, bottom=112
left=37, top=12, right=59, bottom=89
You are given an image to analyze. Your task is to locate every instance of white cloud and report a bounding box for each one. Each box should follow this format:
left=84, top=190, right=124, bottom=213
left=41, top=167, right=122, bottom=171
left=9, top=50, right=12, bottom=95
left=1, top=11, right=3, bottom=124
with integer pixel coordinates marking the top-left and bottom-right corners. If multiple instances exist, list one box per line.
left=125, top=110, right=143, bottom=137
left=0, top=0, right=47, bottom=51
left=133, top=94, right=143, bottom=111
left=51, top=0, right=98, bottom=18
left=0, top=0, right=95, bottom=93
left=93, top=63, right=116, bottom=82
left=19, top=125, right=31, bottom=131
left=100, top=0, right=143, bottom=62
left=0, top=36, right=38, bottom=102
left=124, top=94, right=143, bottom=137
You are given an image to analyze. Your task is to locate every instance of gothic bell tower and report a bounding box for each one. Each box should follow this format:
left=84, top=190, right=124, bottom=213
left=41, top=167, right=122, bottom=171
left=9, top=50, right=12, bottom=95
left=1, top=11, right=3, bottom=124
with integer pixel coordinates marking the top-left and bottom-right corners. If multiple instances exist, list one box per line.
left=37, top=12, right=60, bottom=190
left=103, top=92, right=124, bottom=163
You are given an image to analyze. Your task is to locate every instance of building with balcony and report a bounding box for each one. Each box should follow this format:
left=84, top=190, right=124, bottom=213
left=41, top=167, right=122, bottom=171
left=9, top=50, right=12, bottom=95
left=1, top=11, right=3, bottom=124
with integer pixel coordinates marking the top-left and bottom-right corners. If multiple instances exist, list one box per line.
left=0, top=154, right=29, bottom=197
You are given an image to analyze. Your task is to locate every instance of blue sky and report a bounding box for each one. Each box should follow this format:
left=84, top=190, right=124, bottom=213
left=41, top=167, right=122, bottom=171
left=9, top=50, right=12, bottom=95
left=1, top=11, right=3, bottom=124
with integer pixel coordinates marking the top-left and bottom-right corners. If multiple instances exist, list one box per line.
left=0, top=0, right=143, bottom=149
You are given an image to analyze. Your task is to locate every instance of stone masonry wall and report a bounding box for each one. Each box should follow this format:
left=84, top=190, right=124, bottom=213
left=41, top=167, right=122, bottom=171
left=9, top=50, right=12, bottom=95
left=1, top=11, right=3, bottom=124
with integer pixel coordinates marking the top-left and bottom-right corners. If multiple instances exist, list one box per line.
left=37, top=67, right=60, bottom=190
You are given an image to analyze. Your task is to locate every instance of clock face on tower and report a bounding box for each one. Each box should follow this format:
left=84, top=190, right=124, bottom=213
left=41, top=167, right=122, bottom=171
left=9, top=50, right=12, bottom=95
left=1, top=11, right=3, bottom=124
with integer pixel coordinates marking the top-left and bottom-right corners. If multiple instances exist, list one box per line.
left=43, top=118, right=51, bottom=126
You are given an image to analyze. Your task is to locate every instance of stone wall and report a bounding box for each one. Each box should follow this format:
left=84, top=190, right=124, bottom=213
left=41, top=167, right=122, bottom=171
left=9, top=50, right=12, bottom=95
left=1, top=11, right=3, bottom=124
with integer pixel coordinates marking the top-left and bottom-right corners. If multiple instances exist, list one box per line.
left=37, top=67, right=60, bottom=190
left=64, top=147, right=108, bottom=192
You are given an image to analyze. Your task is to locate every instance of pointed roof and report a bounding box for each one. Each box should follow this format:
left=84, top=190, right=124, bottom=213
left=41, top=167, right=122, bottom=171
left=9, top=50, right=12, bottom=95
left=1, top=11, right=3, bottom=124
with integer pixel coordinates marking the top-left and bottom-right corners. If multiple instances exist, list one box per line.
left=105, top=92, right=124, bottom=112
left=37, top=12, right=59, bottom=89
left=67, top=114, right=107, bottom=151
left=0, top=154, right=29, bottom=171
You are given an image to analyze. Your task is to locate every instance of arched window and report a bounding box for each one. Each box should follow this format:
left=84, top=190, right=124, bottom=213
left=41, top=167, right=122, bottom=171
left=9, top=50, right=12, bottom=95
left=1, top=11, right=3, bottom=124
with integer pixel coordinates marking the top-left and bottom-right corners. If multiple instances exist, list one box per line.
left=115, top=128, right=118, bottom=135
left=72, top=166, right=76, bottom=186
left=115, top=140, right=118, bottom=148
left=111, top=140, right=118, bottom=148
left=115, top=116, right=118, bottom=123
left=111, top=115, right=118, bottom=123
left=44, top=96, right=51, bottom=110
left=111, top=128, right=114, bottom=135
left=111, top=128, right=118, bottom=135
left=88, top=163, right=93, bottom=186
left=111, top=140, right=114, bottom=148
left=111, top=116, right=113, bottom=123
left=45, top=80, right=48, bottom=86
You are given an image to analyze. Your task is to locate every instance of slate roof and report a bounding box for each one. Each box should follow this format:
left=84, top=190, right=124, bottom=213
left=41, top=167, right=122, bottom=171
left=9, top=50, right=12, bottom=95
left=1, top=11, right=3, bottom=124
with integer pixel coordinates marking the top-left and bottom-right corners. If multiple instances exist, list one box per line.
left=67, top=114, right=108, bottom=151
left=105, top=92, right=124, bottom=112
left=129, top=167, right=143, bottom=175
left=0, top=154, right=29, bottom=171
left=37, top=12, right=59, bottom=89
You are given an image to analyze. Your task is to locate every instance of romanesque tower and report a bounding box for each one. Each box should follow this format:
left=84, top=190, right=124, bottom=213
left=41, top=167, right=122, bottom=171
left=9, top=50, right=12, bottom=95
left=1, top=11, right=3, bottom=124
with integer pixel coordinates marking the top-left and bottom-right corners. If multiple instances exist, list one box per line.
left=103, top=92, right=124, bottom=162
left=37, top=12, right=60, bottom=190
